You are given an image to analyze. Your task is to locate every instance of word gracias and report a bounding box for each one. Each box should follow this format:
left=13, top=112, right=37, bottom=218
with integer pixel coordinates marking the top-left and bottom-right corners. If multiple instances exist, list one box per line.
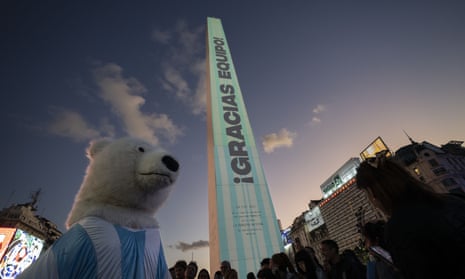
left=213, top=36, right=254, bottom=184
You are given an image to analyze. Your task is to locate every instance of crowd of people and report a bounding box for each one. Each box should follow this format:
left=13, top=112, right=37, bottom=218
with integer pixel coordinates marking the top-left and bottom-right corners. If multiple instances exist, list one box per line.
left=169, top=241, right=363, bottom=279
left=170, top=157, right=465, bottom=279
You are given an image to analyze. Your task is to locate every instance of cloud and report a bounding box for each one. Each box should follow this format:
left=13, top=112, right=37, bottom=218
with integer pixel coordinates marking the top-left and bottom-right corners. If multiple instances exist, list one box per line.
left=262, top=128, right=297, bottom=153
left=47, top=108, right=111, bottom=142
left=313, top=104, right=326, bottom=114
left=169, top=240, right=209, bottom=252
left=155, top=20, right=206, bottom=116
left=310, top=104, right=326, bottom=125
left=151, top=29, right=171, bottom=44
left=311, top=117, right=321, bottom=124
left=93, top=63, right=183, bottom=144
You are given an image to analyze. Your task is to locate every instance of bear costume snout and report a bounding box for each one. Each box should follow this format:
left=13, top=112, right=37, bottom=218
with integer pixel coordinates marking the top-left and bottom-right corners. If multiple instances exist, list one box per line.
left=162, top=155, right=179, bottom=172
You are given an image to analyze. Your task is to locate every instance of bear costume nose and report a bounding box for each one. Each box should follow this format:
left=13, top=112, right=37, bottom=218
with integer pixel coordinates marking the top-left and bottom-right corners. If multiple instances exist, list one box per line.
left=162, top=155, right=179, bottom=172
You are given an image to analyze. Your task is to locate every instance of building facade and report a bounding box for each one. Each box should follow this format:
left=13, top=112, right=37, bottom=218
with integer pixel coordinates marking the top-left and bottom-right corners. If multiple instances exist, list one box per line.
left=395, top=140, right=465, bottom=193
left=289, top=158, right=385, bottom=263
left=0, top=194, right=62, bottom=277
left=0, top=192, right=62, bottom=245
left=287, top=137, right=465, bottom=265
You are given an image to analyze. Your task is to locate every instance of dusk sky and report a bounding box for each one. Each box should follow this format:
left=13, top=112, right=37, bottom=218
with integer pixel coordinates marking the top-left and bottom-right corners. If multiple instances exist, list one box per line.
left=2, top=0, right=465, bottom=273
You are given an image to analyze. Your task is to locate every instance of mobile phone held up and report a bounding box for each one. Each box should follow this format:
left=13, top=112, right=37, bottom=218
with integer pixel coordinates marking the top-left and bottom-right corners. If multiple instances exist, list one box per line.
left=369, top=245, right=393, bottom=266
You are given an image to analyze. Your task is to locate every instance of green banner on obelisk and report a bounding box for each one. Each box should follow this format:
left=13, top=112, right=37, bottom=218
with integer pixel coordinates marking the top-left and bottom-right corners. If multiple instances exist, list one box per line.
left=206, top=17, right=283, bottom=278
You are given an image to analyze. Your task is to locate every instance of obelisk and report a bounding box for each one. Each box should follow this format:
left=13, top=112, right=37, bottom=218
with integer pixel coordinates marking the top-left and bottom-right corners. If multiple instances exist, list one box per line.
left=206, top=17, right=283, bottom=278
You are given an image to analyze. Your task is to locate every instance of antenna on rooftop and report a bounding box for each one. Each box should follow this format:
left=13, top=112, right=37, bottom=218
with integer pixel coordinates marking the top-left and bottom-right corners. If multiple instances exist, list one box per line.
left=402, top=129, right=416, bottom=144
left=28, top=188, right=42, bottom=211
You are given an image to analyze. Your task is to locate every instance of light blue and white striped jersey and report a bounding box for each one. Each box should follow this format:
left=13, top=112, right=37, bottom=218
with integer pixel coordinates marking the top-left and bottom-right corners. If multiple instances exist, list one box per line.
left=18, top=216, right=170, bottom=279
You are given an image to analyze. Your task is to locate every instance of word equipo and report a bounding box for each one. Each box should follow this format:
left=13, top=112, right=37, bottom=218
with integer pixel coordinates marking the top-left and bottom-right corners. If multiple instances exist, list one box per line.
left=213, top=37, right=254, bottom=184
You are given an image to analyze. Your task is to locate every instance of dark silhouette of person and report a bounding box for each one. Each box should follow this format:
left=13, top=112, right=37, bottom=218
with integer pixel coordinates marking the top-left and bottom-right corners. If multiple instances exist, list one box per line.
left=257, top=268, right=276, bottom=279
left=260, top=258, right=271, bottom=270
left=293, top=237, right=317, bottom=279
left=270, top=252, right=298, bottom=279
left=320, top=239, right=365, bottom=279
left=247, top=271, right=256, bottom=279
left=197, top=268, right=210, bottom=279
left=174, top=260, right=188, bottom=279
left=186, top=261, right=198, bottom=279
left=362, top=221, right=401, bottom=279
left=356, top=157, right=465, bottom=279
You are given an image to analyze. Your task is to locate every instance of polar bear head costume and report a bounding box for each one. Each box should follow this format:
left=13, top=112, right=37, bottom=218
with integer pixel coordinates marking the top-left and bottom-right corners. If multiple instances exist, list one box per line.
left=66, top=137, right=179, bottom=229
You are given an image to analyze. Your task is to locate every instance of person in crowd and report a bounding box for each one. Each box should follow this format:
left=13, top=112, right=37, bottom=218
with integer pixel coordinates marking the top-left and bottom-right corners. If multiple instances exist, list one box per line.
left=174, top=260, right=188, bottom=279
left=169, top=266, right=176, bottom=279
left=362, top=221, right=402, bottom=279
left=260, top=258, right=271, bottom=270
left=224, top=269, right=238, bottom=279
left=304, top=247, right=322, bottom=268
left=320, top=239, right=365, bottom=279
left=271, top=252, right=298, bottom=279
left=356, top=157, right=465, bottom=279
left=213, top=270, right=222, bottom=279
left=304, top=246, right=325, bottom=279
left=197, top=268, right=210, bottom=279
left=293, top=237, right=318, bottom=279
left=185, top=261, right=199, bottom=279
left=218, top=260, right=231, bottom=279
left=247, top=271, right=256, bottom=279
left=257, top=267, right=276, bottom=279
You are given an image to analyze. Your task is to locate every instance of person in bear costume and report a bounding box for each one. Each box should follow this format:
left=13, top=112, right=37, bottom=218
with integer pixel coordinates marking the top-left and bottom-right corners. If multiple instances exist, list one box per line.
left=18, top=137, right=180, bottom=279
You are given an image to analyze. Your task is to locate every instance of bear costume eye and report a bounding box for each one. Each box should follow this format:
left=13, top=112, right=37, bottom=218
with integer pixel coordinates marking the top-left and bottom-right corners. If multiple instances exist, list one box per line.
left=138, top=147, right=145, bottom=152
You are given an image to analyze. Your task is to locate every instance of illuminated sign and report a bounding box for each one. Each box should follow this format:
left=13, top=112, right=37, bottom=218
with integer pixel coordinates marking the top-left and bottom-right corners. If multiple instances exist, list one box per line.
left=281, top=228, right=292, bottom=246
left=304, top=207, right=325, bottom=232
left=360, top=136, right=392, bottom=160
left=321, top=158, right=360, bottom=198
left=0, top=228, right=45, bottom=278
left=207, top=17, right=283, bottom=278
left=0, top=228, right=16, bottom=260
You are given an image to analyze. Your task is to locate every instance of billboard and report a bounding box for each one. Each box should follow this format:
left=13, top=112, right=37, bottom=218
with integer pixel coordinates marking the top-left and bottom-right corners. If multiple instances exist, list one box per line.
left=0, top=228, right=45, bottom=279
left=360, top=136, right=392, bottom=160
left=320, top=158, right=360, bottom=198
left=206, top=17, right=283, bottom=277
left=305, top=207, right=325, bottom=232
left=281, top=228, right=292, bottom=246
left=0, top=229, right=16, bottom=261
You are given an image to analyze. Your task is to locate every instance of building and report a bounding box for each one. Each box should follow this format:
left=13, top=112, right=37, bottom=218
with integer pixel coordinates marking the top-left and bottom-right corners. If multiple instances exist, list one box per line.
left=306, top=200, right=329, bottom=250
left=316, top=159, right=385, bottom=261
left=395, top=140, right=465, bottom=193
left=0, top=191, right=62, bottom=248
left=0, top=191, right=62, bottom=276
left=287, top=137, right=465, bottom=265
left=288, top=158, right=385, bottom=263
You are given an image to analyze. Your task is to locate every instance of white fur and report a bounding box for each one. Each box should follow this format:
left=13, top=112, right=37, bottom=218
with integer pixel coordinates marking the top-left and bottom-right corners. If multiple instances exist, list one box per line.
left=66, top=137, right=179, bottom=229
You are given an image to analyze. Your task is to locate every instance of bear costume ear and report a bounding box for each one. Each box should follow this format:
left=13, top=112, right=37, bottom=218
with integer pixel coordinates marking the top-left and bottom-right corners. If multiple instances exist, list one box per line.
left=86, top=138, right=112, bottom=159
